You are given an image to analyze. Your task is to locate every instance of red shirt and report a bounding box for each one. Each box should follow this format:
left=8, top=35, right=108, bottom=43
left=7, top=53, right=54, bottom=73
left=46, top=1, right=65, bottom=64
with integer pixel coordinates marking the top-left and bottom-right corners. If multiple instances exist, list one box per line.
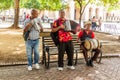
left=78, top=30, right=95, bottom=39
left=53, top=18, right=72, bottom=42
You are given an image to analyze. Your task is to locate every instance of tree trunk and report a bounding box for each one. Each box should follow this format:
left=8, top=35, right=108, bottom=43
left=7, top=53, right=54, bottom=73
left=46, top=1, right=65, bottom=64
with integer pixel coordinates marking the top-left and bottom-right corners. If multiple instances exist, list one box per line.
left=13, top=0, right=20, bottom=29
left=79, top=3, right=82, bottom=27
left=119, top=36, right=120, bottom=40
left=76, top=0, right=90, bottom=28
left=79, top=9, right=82, bottom=27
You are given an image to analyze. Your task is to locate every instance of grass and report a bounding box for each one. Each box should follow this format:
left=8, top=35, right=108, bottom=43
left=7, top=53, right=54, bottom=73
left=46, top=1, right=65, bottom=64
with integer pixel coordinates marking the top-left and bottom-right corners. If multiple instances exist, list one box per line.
left=0, top=29, right=120, bottom=63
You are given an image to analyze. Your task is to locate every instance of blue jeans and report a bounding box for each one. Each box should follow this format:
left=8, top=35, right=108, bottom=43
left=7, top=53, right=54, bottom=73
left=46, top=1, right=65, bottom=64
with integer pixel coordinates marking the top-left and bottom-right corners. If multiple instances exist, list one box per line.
left=25, top=39, right=40, bottom=66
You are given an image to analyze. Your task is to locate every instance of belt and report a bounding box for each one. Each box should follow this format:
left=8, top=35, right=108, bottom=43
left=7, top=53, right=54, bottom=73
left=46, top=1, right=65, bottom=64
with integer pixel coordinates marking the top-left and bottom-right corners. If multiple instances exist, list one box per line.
left=28, top=38, right=39, bottom=41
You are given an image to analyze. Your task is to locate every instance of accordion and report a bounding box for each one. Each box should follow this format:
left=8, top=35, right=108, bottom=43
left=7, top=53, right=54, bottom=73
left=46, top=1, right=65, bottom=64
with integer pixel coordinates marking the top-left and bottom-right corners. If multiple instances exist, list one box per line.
left=31, top=18, right=41, bottom=32
left=63, top=20, right=80, bottom=34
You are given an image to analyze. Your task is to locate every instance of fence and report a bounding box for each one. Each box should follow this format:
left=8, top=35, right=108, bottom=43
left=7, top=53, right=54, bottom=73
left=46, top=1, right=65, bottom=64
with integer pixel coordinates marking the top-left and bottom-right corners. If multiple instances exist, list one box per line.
left=101, top=22, right=120, bottom=35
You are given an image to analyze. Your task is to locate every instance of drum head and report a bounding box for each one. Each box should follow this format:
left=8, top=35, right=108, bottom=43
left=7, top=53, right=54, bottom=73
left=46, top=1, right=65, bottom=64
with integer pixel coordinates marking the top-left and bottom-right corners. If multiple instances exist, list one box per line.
left=91, top=39, right=100, bottom=49
left=91, top=39, right=98, bottom=49
left=84, top=40, right=91, bottom=50
left=96, top=39, right=100, bottom=49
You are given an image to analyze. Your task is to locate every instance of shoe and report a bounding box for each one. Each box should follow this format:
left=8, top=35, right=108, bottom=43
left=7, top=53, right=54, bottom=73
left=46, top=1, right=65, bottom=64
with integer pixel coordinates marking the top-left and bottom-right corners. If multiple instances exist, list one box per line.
left=35, top=63, right=40, bottom=69
left=86, top=61, right=90, bottom=66
left=67, top=66, right=75, bottom=70
left=28, top=66, right=32, bottom=71
left=89, top=60, right=94, bottom=67
left=58, top=67, right=63, bottom=71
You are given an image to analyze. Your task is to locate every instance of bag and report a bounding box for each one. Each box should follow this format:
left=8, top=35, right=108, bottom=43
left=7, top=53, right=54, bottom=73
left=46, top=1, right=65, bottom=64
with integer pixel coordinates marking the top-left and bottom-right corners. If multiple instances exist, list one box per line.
left=50, top=31, right=59, bottom=46
left=23, top=31, right=30, bottom=41
left=50, top=20, right=59, bottom=46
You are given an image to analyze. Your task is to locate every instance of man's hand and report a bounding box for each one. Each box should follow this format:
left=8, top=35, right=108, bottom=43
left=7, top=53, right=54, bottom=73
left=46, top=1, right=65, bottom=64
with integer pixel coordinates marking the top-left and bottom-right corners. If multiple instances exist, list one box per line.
left=59, top=24, right=65, bottom=29
left=52, top=24, right=65, bottom=32
left=24, top=23, right=32, bottom=32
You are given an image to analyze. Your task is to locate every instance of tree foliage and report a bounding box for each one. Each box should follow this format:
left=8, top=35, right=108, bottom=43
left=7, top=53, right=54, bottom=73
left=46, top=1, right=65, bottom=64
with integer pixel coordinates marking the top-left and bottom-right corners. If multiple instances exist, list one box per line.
left=75, top=0, right=93, bottom=25
left=100, top=0, right=120, bottom=11
left=0, top=0, right=13, bottom=11
left=75, top=0, right=120, bottom=25
left=0, top=0, right=68, bottom=11
left=23, top=0, right=67, bottom=10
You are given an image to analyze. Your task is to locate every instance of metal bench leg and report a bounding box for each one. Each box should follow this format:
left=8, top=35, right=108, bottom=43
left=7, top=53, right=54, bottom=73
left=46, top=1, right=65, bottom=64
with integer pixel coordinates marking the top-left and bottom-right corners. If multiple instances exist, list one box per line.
left=46, top=46, right=50, bottom=69
left=97, top=49, right=102, bottom=64
left=44, top=52, right=47, bottom=67
left=46, top=52, right=50, bottom=69
left=42, top=50, right=45, bottom=64
left=75, top=50, right=78, bottom=65
left=91, top=49, right=102, bottom=64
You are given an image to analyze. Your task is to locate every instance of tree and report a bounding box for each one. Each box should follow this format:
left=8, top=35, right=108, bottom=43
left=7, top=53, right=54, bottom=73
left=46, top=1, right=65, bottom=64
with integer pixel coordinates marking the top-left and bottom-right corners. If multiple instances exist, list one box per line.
left=23, top=0, right=67, bottom=11
left=100, top=0, right=120, bottom=11
left=23, top=0, right=41, bottom=9
left=0, top=0, right=13, bottom=13
left=12, top=0, right=20, bottom=29
left=0, top=0, right=20, bottom=29
left=0, top=0, right=67, bottom=29
left=75, top=0, right=92, bottom=26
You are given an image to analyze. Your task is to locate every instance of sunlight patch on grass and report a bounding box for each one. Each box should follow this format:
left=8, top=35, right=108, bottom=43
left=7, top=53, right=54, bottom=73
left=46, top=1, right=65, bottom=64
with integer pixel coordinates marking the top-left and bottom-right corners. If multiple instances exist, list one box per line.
left=0, top=31, right=22, bottom=35
left=12, top=50, right=24, bottom=55
left=18, top=44, right=25, bottom=47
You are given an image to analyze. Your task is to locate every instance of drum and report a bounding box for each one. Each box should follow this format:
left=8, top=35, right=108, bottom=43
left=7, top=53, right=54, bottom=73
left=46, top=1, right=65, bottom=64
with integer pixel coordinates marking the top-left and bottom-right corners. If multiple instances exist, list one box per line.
left=63, top=20, right=80, bottom=34
left=84, top=39, right=100, bottom=51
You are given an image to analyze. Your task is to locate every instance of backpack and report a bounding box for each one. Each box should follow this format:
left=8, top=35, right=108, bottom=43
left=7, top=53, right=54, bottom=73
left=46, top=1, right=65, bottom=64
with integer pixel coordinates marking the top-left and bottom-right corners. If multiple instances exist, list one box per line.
left=50, top=20, right=59, bottom=46
left=23, top=30, right=30, bottom=41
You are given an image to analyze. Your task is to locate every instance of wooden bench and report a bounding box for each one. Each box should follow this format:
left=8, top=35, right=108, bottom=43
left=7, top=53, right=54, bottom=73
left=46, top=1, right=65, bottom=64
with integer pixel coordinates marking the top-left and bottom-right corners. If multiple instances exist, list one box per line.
left=41, top=32, right=102, bottom=69
left=42, top=33, right=82, bottom=69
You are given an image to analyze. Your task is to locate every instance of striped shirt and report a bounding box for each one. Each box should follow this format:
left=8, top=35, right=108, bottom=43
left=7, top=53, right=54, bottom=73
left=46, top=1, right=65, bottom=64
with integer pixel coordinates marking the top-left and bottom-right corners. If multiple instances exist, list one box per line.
left=23, top=17, right=42, bottom=40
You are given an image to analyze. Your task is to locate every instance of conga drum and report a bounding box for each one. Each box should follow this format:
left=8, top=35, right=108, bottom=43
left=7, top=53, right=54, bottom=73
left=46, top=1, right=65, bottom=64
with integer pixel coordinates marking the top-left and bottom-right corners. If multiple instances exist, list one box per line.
left=63, top=20, right=80, bottom=34
left=84, top=39, right=100, bottom=51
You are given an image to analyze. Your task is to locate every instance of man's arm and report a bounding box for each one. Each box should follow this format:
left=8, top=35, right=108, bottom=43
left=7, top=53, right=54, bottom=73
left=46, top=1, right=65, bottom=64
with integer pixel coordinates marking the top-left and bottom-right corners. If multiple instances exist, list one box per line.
left=91, top=31, right=95, bottom=38
left=24, top=23, right=32, bottom=32
left=52, top=25, right=65, bottom=32
left=37, top=19, right=43, bottom=32
left=51, top=21, right=65, bottom=32
left=77, top=31, right=83, bottom=42
left=38, top=23, right=43, bottom=32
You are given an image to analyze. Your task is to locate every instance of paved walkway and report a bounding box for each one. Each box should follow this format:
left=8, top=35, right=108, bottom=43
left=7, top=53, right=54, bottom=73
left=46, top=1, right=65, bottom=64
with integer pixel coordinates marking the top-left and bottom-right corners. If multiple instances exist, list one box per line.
left=0, top=58, right=120, bottom=80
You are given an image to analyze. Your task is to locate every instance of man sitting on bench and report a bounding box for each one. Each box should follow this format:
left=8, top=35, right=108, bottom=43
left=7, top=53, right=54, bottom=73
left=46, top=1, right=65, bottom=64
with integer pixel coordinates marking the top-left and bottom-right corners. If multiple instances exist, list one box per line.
left=77, top=21, right=100, bottom=67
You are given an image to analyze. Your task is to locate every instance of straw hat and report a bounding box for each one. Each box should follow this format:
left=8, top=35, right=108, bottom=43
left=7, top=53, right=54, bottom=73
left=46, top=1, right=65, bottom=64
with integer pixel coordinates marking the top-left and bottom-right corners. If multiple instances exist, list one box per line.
left=84, top=21, right=92, bottom=26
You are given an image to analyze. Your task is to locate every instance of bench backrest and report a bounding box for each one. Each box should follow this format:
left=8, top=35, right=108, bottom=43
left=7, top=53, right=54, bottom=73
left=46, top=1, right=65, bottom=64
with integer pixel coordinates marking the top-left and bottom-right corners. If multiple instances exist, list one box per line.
left=42, top=34, right=81, bottom=53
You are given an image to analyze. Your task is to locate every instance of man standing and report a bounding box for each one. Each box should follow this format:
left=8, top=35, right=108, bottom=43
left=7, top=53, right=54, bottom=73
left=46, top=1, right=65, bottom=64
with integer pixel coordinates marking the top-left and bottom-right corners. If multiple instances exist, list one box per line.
left=92, top=16, right=97, bottom=30
left=51, top=10, right=75, bottom=71
left=24, top=9, right=43, bottom=71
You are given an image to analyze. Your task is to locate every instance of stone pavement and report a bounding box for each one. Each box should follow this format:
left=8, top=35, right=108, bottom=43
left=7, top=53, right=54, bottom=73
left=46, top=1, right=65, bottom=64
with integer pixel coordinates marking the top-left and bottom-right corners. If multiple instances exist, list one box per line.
left=0, top=58, right=120, bottom=80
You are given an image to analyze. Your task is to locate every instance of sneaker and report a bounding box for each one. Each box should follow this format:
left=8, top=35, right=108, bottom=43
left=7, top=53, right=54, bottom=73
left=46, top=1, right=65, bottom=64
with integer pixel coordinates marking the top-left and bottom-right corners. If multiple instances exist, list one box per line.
left=28, top=66, right=32, bottom=71
left=86, top=61, right=90, bottom=66
left=89, top=60, right=94, bottom=67
left=35, top=63, right=40, bottom=69
left=58, top=67, right=63, bottom=71
left=67, top=66, right=75, bottom=70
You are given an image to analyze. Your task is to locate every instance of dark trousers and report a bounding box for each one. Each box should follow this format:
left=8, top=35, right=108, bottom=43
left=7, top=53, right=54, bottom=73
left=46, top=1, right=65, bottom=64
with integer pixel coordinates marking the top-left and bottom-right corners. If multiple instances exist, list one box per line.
left=81, top=45, right=100, bottom=62
left=58, top=40, right=74, bottom=67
